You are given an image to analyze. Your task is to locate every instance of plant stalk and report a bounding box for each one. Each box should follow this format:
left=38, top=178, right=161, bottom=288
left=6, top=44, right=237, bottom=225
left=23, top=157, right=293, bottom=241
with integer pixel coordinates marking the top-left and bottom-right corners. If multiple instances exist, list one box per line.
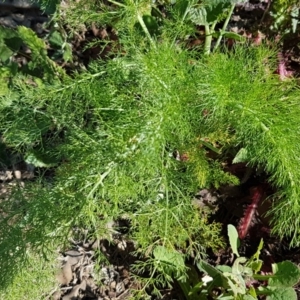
left=137, top=14, right=156, bottom=49
left=204, top=25, right=212, bottom=55
left=204, top=20, right=217, bottom=55
left=213, top=3, right=236, bottom=52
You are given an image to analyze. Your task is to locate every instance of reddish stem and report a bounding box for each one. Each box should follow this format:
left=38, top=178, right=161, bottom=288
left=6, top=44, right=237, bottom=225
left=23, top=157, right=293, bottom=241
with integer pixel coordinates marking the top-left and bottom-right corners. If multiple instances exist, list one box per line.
left=276, top=52, right=293, bottom=81
left=238, top=185, right=265, bottom=239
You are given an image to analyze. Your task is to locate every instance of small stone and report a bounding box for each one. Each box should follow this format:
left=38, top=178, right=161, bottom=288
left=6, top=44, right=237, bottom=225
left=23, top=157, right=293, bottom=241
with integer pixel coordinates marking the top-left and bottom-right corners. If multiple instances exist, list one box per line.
left=0, top=171, right=13, bottom=181
left=10, top=0, right=39, bottom=8
left=231, top=15, right=241, bottom=22
left=116, top=282, right=125, bottom=295
left=117, top=240, right=126, bottom=251
left=110, top=280, right=116, bottom=289
left=122, top=277, right=129, bottom=286
left=0, top=17, right=18, bottom=28
left=51, top=291, right=61, bottom=300
left=99, top=285, right=106, bottom=295
left=66, top=255, right=82, bottom=266
left=116, top=265, right=124, bottom=271
left=11, top=13, right=24, bottom=23
left=14, top=170, right=22, bottom=180
left=65, top=250, right=82, bottom=257
left=108, top=291, right=116, bottom=298
left=56, top=262, right=73, bottom=285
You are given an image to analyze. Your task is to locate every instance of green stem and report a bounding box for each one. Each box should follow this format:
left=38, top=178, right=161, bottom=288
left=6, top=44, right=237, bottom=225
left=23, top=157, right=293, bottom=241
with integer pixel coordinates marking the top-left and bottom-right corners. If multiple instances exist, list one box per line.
left=254, top=287, right=273, bottom=296
left=50, top=71, right=106, bottom=93
left=107, top=0, right=126, bottom=7
left=204, top=25, right=212, bottom=55
left=213, top=3, right=236, bottom=52
left=204, top=19, right=218, bottom=55
left=252, top=274, right=274, bottom=281
left=137, top=14, right=156, bottom=49
left=200, top=139, right=221, bottom=154
left=211, top=20, right=218, bottom=32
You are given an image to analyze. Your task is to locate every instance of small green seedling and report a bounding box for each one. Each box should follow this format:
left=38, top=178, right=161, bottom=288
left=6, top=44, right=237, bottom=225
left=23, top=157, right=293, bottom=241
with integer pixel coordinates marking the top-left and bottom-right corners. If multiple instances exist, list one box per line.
left=194, top=225, right=300, bottom=299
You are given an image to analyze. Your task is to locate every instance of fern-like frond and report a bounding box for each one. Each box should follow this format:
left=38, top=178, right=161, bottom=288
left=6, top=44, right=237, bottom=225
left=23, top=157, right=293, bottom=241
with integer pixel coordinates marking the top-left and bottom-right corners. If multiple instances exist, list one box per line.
left=195, top=45, right=300, bottom=245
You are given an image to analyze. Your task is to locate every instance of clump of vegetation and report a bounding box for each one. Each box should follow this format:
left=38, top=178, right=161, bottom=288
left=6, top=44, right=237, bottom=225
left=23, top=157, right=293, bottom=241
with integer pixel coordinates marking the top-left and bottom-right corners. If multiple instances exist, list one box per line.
left=0, top=248, right=59, bottom=300
left=193, top=225, right=300, bottom=299
left=1, top=0, right=300, bottom=298
left=270, top=0, right=300, bottom=34
left=1, top=26, right=228, bottom=295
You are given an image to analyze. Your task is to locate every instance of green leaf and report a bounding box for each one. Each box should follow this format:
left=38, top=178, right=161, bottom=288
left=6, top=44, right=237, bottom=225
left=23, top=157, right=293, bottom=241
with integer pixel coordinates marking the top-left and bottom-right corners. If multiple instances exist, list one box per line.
left=37, top=0, right=60, bottom=14
left=269, top=261, right=300, bottom=288
left=266, top=287, right=297, bottom=300
left=248, top=285, right=257, bottom=299
left=247, top=239, right=263, bottom=273
left=4, top=36, right=23, bottom=52
left=233, top=148, right=248, bottom=164
left=0, top=44, right=13, bottom=62
left=217, top=265, right=232, bottom=273
left=190, top=0, right=233, bottom=26
left=179, top=265, right=204, bottom=300
left=62, top=43, right=73, bottom=62
left=18, top=26, right=47, bottom=57
left=200, top=139, right=221, bottom=154
left=197, top=260, right=228, bottom=291
left=213, top=30, right=246, bottom=42
left=227, top=224, right=240, bottom=257
left=0, top=26, right=20, bottom=59
left=153, top=245, right=180, bottom=263
left=197, top=260, right=223, bottom=278
left=232, top=257, right=248, bottom=275
left=252, top=239, right=264, bottom=261
left=242, top=294, right=257, bottom=300
left=223, top=272, right=246, bottom=296
left=188, top=281, right=204, bottom=295
left=17, top=26, right=58, bottom=80
left=153, top=246, right=186, bottom=279
left=48, top=31, right=64, bottom=48
left=249, top=260, right=263, bottom=273
left=189, top=7, right=208, bottom=25
left=173, top=0, right=189, bottom=19
left=135, top=14, right=159, bottom=36
left=205, top=1, right=232, bottom=23
left=25, top=150, right=59, bottom=168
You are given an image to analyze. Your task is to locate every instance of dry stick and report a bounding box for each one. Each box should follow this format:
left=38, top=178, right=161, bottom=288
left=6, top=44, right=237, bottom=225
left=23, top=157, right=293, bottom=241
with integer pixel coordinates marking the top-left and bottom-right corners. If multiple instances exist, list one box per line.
left=260, top=0, right=272, bottom=24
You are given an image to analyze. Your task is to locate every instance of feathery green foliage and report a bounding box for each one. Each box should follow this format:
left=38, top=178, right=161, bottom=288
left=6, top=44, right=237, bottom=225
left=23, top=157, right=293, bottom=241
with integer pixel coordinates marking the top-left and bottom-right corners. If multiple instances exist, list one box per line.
left=0, top=38, right=227, bottom=293
left=2, top=1, right=300, bottom=295
left=52, top=0, right=246, bottom=54
left=0, top=246, right=59, bottom=300
left=194, top=46, right=300, bottom=245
